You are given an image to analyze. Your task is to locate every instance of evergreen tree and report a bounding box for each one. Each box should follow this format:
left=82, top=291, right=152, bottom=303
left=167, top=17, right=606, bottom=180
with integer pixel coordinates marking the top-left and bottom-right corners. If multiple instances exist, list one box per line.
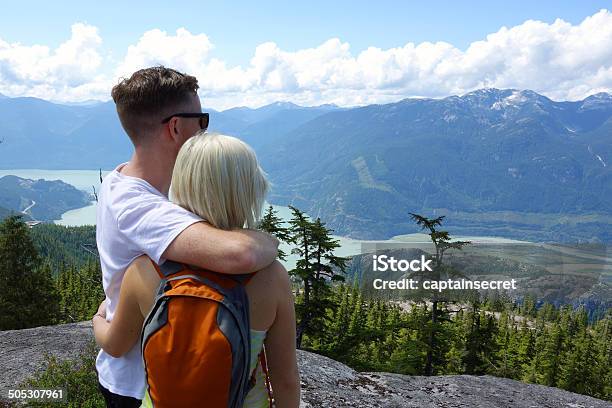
left=257, top=205, right=290, bottom=261
left=539, top=322, right=565, bottom=387
left=55, top=261, right=104, bottom=323
left=287, top=206, right=316, bottom=348
left=348, top=286, right=364, bottom=337
left=288, top=207, right=347, bottom=349
left=558, top=330, right=597, bottom=395
left=463, top=300, right=498, bottom=374
left=29, top=224, right=97, bottom=273
left=521, top=294, right=537, bottom=318
left=522, top=323, right=546, bottom=384
left=310, top=217, right=348, bottom=298
left=331, top=284, right=350, bottom=342
left=592, top=315, right=612, bottom=400
left=0, top=216, right=59, bottom=329
left=408, top=212, right=470, bottom=375
left=444, top=343, right=464, bottom=374
left=516, top=318, right=535, bottom=371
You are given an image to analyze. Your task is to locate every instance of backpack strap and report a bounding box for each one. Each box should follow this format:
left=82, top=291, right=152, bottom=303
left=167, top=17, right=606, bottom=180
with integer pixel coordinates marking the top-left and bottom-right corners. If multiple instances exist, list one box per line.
left=246, top=346, right=274, bottom=408
left=260, top=346, right=274, bottom=407
left=158, top=260, right=187, bottom=277
left=230, top=272, right=257, bottom=286
left=147, top=258, right=186, bottom=279
left=148, top=259, right=201, bottom=298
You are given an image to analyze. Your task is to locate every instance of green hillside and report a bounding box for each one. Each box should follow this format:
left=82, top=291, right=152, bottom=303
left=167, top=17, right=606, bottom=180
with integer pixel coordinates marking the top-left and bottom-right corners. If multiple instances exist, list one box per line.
left=0, top=175, right=90, bottom=221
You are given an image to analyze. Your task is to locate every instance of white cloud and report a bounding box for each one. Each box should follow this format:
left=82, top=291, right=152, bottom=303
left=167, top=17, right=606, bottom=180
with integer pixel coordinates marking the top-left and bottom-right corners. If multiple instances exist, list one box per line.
left=0, top=23, right=104, bottom=99
left=116, top=28, right=213, bottom=79
left=0, top=10, right=611, bottom=108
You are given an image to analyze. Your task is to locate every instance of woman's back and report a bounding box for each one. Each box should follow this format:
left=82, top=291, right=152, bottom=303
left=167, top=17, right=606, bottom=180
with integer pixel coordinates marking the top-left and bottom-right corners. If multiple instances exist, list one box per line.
left=129, top=257, right=298, bottom=407
left=131, top=256, right=286, bottom=338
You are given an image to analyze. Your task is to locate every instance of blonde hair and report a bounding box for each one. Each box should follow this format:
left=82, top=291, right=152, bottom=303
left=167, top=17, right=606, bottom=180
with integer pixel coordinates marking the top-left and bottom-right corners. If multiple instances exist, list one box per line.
left=170, top=131, right=269, bottom=230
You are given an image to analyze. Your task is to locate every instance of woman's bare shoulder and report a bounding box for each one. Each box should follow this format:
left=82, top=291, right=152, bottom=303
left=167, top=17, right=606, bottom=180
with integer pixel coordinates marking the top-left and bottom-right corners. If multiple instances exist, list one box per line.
left=248, top=260, right=291, bottom=304
left=255, top=260, right=288, bottom=284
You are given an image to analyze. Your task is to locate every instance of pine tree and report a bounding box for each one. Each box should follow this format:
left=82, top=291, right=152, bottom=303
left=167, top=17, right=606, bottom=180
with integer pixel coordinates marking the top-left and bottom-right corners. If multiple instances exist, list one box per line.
left=592, top=315, right=612, bottom=400
left=0, top=215, right=59, bottom=329
left=515, top=323, right=534, bottom=378
left=55, top=260, right=104, bottom=323
left=445, top=342, right=464, bottom=374
left=462, top=300, right=497, bottom=374
left=408, top=212, right=470, bottom=375
left=558, top=329, right=596, bottom=395
left=288, top=207, right=348, bottom=349
left=539, top=322, right=564, bottom=387
left=348, top=287, right=364, bottom=337
left=329, top=284, right=350, bottom=350
left=388, top=309, right=427, bottom=375
left=521, top=294, right=537, bottom=318
left=287, top=206, right=316, bottom=348
left=310, top=217, right=348, bottom=299
left=257, top=205, right=290, bottom=261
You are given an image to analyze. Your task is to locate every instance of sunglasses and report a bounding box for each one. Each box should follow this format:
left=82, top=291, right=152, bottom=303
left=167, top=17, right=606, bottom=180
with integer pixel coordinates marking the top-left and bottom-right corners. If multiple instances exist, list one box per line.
left=161, top=112, right=209, bottom=131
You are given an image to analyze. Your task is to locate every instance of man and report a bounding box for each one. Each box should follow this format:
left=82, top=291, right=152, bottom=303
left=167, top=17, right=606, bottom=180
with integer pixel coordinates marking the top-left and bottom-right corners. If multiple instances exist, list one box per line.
left=94, top=66, right=279, bottom=407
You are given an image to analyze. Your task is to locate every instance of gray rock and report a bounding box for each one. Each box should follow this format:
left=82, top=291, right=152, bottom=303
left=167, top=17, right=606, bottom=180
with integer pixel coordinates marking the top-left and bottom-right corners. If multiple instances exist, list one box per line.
left=0, top=321, right=94, bottom=393
left=0, top=322, right=610, bottom=408
left=297, top=351, right=611, bottom=408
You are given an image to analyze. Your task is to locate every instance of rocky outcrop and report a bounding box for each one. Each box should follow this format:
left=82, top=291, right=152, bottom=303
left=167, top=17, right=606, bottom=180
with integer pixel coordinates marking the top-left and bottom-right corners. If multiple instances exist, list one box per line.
left=0, top=321, right=94, bottom=392
left=299, top=351, right=611, bottom=407
left=0, top=322, right=610, bottom=407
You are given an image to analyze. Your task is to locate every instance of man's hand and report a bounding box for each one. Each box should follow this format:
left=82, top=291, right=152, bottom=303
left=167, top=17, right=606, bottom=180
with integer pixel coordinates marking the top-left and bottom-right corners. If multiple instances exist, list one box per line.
left=163, top=222, right=280, bottom=274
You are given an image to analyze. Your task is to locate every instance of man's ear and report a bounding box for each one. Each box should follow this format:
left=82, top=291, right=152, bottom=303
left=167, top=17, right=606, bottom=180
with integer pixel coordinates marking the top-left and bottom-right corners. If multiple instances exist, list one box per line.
left=166, top=117, right=181, bottom=142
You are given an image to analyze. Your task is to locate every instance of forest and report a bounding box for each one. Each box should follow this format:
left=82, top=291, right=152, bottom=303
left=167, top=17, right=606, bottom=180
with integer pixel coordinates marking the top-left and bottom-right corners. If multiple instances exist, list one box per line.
left=0, top=210, right=609, bottom=405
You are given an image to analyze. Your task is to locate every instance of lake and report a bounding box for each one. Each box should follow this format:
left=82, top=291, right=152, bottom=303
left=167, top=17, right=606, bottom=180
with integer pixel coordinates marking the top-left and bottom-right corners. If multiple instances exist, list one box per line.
left=0, top=169, right=527, bottom=270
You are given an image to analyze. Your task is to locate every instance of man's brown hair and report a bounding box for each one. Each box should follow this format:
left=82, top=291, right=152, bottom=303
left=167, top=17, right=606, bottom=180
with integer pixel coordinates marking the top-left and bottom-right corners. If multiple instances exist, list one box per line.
left=111, top=66, right=199, bottom=143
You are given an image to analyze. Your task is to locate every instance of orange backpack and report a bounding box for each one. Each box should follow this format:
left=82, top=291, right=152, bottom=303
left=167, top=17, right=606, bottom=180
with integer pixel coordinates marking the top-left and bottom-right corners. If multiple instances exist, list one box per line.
left=140, top=260, right=273, bottom=408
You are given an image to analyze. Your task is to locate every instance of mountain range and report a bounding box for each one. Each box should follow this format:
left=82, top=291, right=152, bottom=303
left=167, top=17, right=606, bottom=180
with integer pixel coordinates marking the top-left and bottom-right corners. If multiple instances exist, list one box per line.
left=0, top=89, right=611, bottom=241
left=258, top=89, right=612, bottom=241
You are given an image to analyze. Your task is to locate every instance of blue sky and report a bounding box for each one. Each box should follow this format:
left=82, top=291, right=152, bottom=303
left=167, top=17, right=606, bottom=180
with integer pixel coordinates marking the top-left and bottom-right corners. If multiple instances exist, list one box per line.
left=1, top=0, right=606, bottom=65
left=0, top=1, right=610, bottom=108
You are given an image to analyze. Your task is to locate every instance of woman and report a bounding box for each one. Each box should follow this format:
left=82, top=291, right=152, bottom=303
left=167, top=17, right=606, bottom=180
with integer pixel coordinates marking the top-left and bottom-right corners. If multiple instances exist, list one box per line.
left=93, top=132, right=300, bottom=407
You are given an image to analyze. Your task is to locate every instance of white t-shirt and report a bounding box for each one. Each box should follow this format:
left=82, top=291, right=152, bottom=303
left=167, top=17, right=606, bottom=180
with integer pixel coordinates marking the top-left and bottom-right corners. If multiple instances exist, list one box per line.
left=95, top=163, right=201, bottom=399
